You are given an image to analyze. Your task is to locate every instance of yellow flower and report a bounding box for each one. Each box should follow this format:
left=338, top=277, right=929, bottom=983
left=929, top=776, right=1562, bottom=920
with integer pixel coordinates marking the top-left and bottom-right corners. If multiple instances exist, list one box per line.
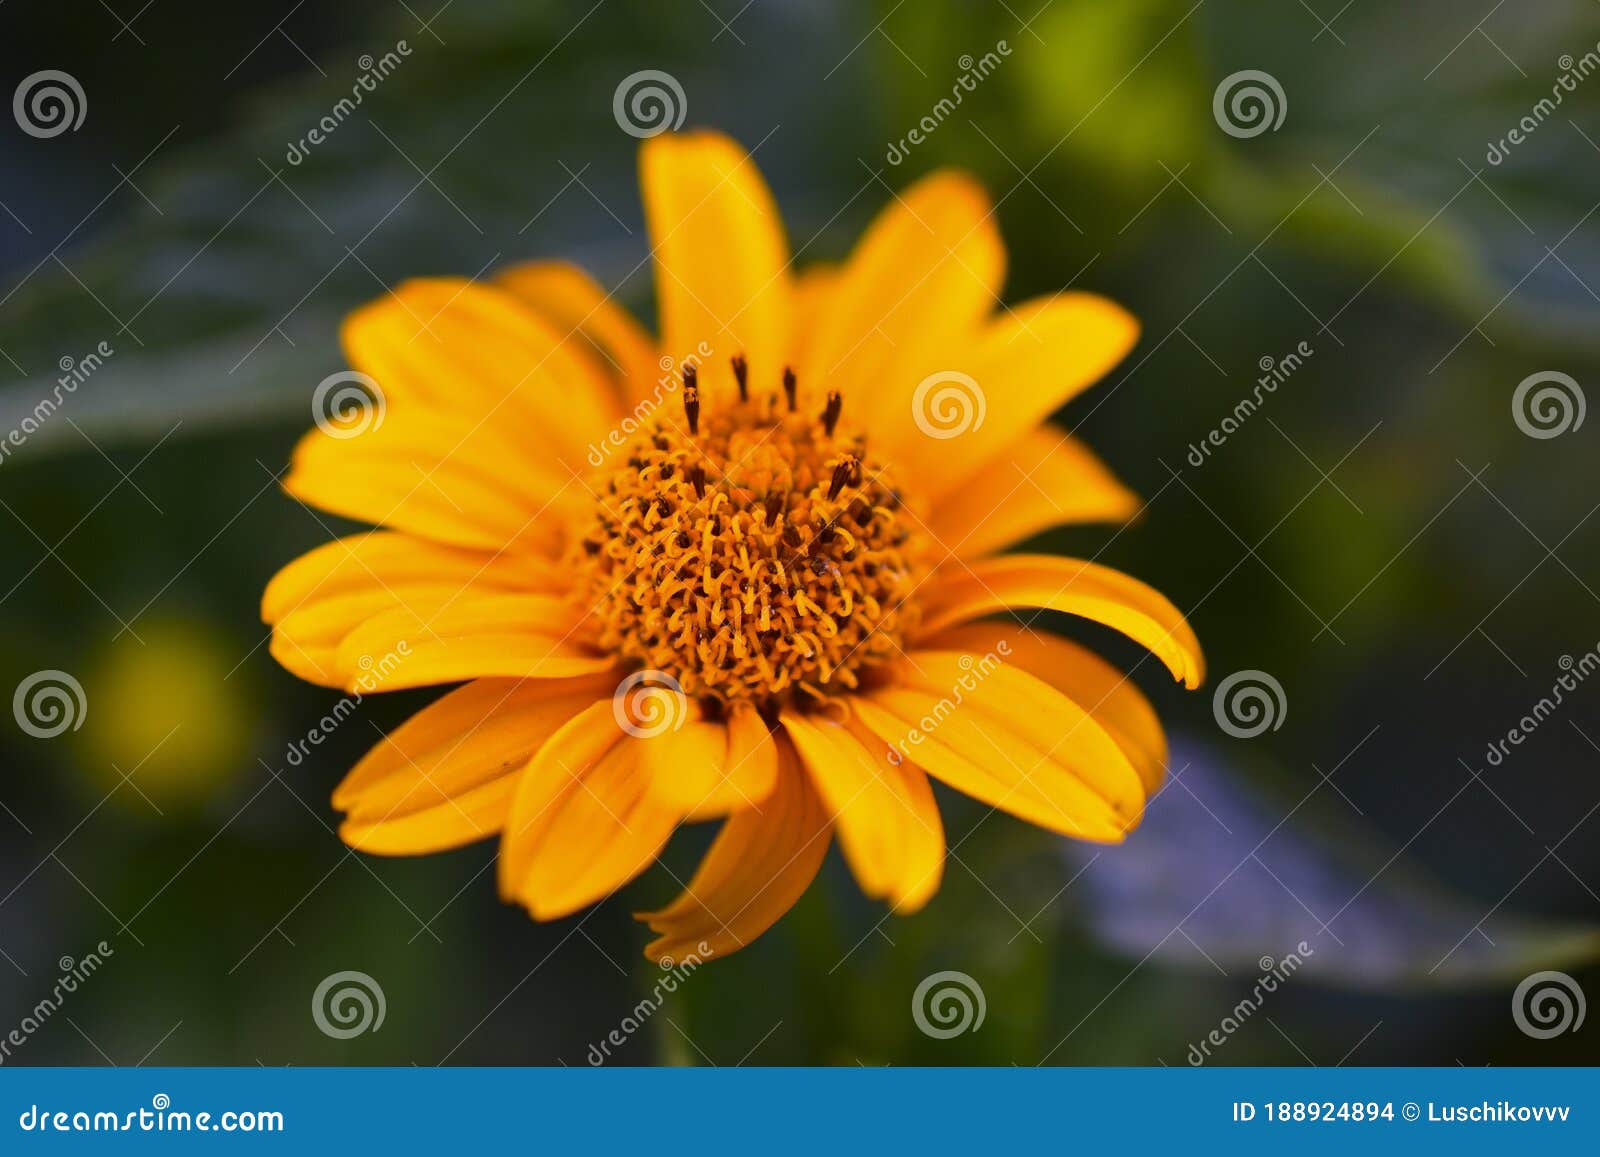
left=262, top=130, right=1204, bottom=962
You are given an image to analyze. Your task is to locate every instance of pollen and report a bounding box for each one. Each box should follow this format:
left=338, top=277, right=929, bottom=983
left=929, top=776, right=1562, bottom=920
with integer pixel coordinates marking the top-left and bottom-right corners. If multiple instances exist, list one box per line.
left=575, top=361, right=929, bottom=708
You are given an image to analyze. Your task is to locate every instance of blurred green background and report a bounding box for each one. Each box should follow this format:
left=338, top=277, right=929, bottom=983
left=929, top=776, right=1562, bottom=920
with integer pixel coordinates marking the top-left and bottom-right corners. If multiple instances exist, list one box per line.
left=2, top=0, right=1598, bottom=1065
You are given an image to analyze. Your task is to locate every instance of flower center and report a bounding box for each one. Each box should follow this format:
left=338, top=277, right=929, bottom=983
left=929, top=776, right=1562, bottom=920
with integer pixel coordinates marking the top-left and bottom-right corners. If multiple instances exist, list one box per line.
left=575, top=359, right=927, bottom=710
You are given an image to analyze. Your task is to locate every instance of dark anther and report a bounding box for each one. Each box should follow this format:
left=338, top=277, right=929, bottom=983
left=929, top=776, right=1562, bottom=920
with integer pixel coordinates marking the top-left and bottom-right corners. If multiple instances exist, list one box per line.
left=816, top=524, right=837, bottom=545
left=782, top=367, right=797, bottom=412
left=821, top=390, right=843, bottom=437
left=732, top=354, right=749, bottom=402
left=582, top=539, right=601, bottom=556
left=827, top=463, right=848, bottom=500
left=689, top=463, right=706, bottom=499
left=782, top=524, right=802, bottom=549
left=828, top=455, right=859, bottom=500
left=764, top=492, right=785, bottom=523
left=682, top=365, right=700, bottom=435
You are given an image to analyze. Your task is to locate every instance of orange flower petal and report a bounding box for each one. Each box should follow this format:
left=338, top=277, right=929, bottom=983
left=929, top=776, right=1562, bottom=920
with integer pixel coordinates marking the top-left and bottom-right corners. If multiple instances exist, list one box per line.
left=341, top=278, right=619, bottom=473
left=261, top=533, right=553, bottom=687
left=918, top=623, right=1168, bottom=793
left=790, top=262, right=838, bottom=347
left=781, top=709, right=944, bottom=913
left=638, top=737, right=830, bottom=963
left=335, top=675, right=614, bottom=854
left=498, top=701, right=680, bottom=920
left=915, top=554, right=1205, bottom=688
left=283, top=411, right=584, bottom=556
left=908, top=293, right=1138, bottom=498
left=853, top=650, right=1147, bottom=842
left=798, top=171, right=1002, bottom=418
left=924, top=426, right=1140, bottom=559
left=332, top=595, right=616, bottom=692
left=640, top=130, right=791, bottom=406
left=494, top=260, right=663, bottom=408
left=637, top=703, right=779, bottom=819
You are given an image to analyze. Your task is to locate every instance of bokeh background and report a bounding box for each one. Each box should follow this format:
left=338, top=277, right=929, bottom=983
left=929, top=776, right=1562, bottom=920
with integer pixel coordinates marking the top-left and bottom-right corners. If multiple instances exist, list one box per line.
left=2, top=0, right=1598, bottom=1066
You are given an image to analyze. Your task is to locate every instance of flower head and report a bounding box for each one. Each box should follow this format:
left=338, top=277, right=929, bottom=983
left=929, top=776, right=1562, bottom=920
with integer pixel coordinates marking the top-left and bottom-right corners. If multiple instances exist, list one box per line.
left=263, top=130, right=1203, bottom=961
